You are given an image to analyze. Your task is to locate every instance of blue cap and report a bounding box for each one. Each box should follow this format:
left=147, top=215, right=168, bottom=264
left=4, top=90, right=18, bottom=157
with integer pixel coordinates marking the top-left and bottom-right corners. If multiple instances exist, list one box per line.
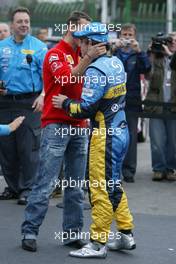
left=73, top=22, right=108, bottom=43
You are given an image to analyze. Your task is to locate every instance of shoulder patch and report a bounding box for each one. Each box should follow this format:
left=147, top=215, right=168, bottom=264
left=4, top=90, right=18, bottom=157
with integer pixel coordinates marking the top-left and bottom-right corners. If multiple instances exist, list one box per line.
left=49, top=54, right=59, bottom=64
left=51, top=61, right=63, bottom=72
left=66, top=55, right=74, bottom=64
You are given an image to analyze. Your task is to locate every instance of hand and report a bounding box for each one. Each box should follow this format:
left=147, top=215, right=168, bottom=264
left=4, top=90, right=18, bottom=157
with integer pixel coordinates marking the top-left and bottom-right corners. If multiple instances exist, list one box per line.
left=148, top=42, right=152, bottom=51
left=86, top=42, right=106, bottom=60
left=109, top=39, right=123, bottom=48
left=52, top=94, right=68, bottom=109
left=114, top=39, right=123, bottom=48
left=162, top=44, right=173, bottom=56
left=130, top=39, right=141, bottom=53
left=32, top=94, right=44, bottom=112
left=9, top=116, right=25, bottom=132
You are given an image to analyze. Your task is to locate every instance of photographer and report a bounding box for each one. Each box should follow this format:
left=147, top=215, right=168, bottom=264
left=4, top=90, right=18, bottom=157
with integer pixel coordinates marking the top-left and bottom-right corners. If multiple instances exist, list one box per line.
left=146, top=32, right=176, bottom=181
left=113, top=23, right=151, bottom=183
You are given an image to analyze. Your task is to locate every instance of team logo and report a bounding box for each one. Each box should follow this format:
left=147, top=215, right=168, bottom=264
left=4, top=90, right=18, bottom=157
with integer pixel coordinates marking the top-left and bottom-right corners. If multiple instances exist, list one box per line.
left=21, top=58, right=28, bottom=65
left=2, top=47, right=11, bottom=55
left=66, top=55, right=74, bottom=64
left=49, top=54, right=59, bottom=64
left=51, top=61, right=63, bottom=72
left=111, top=60, right=123, bottom=73
left=82, top=88, right=94, bottom=97
left=21, top=49, right=34, bottom=55
left=111, top=104, right=119, bottom=112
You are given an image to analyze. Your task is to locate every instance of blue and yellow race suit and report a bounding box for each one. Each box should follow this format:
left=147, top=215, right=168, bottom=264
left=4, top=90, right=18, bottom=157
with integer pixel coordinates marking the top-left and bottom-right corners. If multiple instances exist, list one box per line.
left=63, top=55, right=134, bottom=243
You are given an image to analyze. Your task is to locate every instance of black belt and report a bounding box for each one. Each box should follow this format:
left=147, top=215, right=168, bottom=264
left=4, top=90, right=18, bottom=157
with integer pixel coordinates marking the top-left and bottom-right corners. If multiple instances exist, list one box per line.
left=1, top=92, right=40, bottom=100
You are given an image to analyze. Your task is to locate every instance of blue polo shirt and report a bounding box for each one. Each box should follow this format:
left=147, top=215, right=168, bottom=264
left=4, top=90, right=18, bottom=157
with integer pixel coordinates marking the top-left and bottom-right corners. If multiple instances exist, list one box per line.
left=0, top=34, right=47, bottom=94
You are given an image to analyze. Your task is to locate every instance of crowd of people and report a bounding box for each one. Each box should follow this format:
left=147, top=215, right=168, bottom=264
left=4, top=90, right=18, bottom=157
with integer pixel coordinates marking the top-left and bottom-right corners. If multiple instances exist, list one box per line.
left=0, top=6, right=176, bottom=259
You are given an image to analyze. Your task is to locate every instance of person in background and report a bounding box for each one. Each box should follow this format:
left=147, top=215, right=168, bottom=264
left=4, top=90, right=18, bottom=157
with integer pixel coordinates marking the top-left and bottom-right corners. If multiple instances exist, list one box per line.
left=0, top=7, right=47, bottom=204
left=146, top=32, right=176, bottom=181
left=36, top=28, right=48, bottom=43
left=0, top=23, right=10, bottom=40
left=0, top=116, right=25, bottom=136
left=114, top=23, right=151, bottom=182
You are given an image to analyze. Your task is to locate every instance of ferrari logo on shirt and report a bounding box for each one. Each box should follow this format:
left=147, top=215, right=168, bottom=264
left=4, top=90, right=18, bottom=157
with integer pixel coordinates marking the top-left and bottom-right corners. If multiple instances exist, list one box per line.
left=21, top=49, right=35, bottom=55
left=51, top=61, right=63, bottom=72
left=49, top=54, right=59, bottom=64
left=66, top=55, right=74, bottom=65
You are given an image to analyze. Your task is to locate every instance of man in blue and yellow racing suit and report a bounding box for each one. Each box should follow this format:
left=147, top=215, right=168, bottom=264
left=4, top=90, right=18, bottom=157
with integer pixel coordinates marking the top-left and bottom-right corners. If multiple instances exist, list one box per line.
left=52, top=22, right=136, bottom=258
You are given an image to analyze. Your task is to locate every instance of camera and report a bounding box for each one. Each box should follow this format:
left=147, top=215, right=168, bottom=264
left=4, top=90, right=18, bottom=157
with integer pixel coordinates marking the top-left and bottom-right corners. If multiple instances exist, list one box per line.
left=151, top=32, right=173, bottom=54
left=121, top=38, right=132, bottom=48
left=0, top=80, right=6, bottom=90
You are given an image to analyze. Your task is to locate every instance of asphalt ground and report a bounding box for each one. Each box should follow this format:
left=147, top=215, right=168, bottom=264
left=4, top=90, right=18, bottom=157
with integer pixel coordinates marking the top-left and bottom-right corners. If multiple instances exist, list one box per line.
left=0, top=141, right=176, bottom=264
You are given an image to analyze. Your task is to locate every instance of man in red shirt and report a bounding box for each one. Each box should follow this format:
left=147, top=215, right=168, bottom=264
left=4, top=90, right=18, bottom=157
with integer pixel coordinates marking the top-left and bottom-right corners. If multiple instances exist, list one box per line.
left=21, top=11, right=106, bottom=252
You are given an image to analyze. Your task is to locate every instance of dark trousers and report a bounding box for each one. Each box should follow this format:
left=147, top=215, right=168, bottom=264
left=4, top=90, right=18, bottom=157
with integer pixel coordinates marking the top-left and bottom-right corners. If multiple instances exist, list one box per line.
left=122, top=114, right=138, bottom=178
left=149, top=118, right=176, bottom=172
left=0, top=95, right=41, bottom=195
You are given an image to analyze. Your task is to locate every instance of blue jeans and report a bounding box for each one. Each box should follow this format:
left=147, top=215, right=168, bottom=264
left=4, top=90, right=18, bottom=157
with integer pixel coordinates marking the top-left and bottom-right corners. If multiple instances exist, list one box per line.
left=149, top=119, right=176, bottom=172
left=21, top=123, right=88, bottom=238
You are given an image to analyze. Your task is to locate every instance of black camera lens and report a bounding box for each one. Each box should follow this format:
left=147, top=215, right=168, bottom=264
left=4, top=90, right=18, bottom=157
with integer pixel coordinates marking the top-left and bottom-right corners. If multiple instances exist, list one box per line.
left=151, top=33, right=172, bottom=55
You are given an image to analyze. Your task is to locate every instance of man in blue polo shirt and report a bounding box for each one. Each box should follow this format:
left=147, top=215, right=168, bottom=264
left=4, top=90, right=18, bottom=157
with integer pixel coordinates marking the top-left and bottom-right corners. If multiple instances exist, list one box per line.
left=0, top=7, right=47, bottom=204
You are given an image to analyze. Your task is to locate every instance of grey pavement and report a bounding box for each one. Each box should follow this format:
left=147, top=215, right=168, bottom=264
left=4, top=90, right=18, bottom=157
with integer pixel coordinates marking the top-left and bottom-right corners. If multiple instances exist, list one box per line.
left=0, top=141, right=176, bottom=264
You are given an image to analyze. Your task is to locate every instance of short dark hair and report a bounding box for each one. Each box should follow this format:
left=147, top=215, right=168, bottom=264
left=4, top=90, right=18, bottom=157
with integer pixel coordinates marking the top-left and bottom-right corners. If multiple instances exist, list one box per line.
left=121, top=23, right=136, bottom=35
left=10, top=7, right=30, bottom=22
left=66, top=11, right=92, bottom=26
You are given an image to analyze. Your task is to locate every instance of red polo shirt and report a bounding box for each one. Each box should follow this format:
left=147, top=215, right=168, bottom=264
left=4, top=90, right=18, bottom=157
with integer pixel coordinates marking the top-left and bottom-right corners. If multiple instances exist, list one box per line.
left=42, top=39, right=86, bottom=127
